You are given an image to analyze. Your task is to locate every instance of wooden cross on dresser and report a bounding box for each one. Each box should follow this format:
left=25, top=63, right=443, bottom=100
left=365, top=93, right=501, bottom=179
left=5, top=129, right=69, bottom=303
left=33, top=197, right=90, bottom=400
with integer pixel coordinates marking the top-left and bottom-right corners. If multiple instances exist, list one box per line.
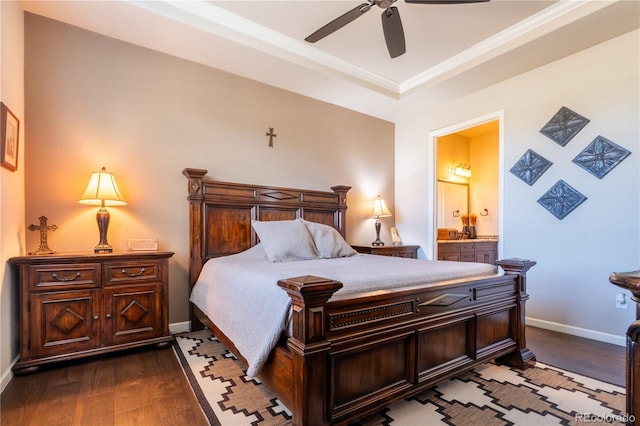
left=28, top=215, right=57, bottom=255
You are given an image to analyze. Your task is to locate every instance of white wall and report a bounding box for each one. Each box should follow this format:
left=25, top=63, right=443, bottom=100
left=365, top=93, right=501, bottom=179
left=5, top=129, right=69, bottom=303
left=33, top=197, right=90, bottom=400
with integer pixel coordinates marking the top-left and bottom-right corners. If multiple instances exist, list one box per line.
left=396, top=30, right=639, bottom=344
left=0, top=0, right=25, bottom=391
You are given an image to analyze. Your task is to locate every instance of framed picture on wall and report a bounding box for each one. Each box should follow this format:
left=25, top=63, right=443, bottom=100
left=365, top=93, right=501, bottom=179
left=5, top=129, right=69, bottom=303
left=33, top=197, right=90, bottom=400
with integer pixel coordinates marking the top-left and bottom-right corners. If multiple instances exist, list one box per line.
left=1, top=102, right=19, bottom=171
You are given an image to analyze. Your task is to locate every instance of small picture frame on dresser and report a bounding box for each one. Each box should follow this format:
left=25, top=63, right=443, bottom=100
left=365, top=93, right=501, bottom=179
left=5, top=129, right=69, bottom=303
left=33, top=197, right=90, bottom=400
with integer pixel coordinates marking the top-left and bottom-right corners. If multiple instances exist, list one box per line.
left=390, top=227, right=402, bottom=245
left=128, top=238, right=158, bottom=251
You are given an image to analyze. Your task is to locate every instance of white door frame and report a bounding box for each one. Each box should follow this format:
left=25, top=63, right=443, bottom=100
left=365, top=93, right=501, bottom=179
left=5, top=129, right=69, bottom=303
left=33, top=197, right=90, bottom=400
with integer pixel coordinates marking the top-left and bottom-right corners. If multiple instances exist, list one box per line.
left=429, top=110, right=505, bottom=259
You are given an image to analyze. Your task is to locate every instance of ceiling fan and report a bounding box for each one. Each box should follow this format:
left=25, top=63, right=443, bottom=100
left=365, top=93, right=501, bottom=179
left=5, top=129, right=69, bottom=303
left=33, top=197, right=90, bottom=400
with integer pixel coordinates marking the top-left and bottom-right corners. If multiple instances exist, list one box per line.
left=305, top=0, right=490, bottom=59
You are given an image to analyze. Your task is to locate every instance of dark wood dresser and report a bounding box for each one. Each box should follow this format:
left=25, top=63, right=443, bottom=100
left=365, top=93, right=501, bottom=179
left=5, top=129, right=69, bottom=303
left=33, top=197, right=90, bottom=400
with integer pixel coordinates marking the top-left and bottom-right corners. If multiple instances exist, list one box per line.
left=352, top=245, right=419, bottom=259
left=8, top=251, right=174, bottom=374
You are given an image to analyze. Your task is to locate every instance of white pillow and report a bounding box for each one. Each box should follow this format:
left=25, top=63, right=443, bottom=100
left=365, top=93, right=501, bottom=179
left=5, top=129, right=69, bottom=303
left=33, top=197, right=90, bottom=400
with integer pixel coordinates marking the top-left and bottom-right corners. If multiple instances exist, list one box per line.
left=301, top=219, right=356, bottom=259
left=234, top=243, right=269, bottom=261
left=251, top=220, right=319, bottom=262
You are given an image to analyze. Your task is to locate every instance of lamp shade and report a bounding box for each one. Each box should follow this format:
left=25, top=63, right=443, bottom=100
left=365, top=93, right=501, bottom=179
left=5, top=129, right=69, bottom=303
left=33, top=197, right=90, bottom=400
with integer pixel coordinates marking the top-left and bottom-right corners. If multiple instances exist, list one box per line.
left=79, top=167, right=127, bottom=206
left=370, top=196, right=392, bottom=219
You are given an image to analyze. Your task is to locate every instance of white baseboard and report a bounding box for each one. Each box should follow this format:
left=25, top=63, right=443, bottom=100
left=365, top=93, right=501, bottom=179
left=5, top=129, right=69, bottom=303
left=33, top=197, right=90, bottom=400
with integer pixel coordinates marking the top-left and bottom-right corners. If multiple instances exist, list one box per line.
left=1, top=356, right=18, bottom=393
left=526, top=317, right=626, bottom=347
left=169, top=321, right=191, bottom=334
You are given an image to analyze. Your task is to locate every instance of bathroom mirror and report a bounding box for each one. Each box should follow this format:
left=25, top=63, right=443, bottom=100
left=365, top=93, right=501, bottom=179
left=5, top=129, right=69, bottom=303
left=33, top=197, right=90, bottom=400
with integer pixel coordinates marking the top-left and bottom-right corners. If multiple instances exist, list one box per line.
left=436, top=180, right=468, bottom=230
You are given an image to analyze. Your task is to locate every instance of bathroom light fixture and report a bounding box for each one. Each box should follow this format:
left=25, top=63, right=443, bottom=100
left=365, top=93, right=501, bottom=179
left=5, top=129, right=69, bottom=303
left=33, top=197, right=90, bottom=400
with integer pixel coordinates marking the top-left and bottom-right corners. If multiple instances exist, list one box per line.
left=453, top=163, right=472, bottom=178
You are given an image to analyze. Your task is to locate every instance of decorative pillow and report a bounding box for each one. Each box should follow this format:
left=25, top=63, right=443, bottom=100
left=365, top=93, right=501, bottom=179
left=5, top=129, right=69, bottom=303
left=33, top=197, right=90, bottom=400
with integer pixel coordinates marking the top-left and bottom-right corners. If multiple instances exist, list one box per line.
left=251, top=220, right=319, bottom=262
left=301, top=219, right=357, bottom=259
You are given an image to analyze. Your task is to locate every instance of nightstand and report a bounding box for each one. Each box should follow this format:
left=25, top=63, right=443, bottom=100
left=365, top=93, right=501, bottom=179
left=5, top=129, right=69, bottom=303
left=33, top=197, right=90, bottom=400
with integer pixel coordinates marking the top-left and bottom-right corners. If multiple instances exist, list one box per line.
left=8, top=251, right=174, bottom=374
left=351, top=245, right=420, bottom=259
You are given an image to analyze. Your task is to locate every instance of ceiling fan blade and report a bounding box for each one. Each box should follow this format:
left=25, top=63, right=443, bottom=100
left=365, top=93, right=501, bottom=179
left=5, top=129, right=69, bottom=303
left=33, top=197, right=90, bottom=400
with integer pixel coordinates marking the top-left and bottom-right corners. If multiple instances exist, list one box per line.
left=405, top=0, right=489, bottom=3
left=381, top=7, right=406, bottom=58
left=305, top=3, right=372, bottom=43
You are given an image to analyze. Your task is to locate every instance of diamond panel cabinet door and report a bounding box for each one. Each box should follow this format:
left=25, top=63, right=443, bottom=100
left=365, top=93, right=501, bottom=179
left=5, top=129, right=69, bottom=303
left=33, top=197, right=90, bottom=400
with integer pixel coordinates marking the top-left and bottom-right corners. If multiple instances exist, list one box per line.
left=104, top=285, right=162, bottom=345
left=30, top=290, right=100, bottom=358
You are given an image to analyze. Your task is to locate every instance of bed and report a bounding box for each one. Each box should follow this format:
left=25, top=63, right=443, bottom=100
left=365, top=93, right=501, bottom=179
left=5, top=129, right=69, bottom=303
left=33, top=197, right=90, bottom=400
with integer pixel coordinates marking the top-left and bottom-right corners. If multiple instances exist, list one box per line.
left=183, top=168, right=536, bottom=425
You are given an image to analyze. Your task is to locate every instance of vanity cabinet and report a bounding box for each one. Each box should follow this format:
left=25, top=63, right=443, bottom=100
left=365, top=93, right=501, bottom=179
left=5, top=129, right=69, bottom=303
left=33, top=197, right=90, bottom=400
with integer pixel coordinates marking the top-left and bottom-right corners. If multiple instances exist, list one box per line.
left=437, top=240, right=497, bottom=265
left=8, top=251, right=174, bottom=374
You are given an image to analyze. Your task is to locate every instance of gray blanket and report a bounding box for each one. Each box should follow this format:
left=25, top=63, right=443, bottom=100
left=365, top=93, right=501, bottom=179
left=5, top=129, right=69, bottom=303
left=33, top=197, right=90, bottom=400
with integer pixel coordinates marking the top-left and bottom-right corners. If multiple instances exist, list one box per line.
left=190, top=244, right=498, bottom=377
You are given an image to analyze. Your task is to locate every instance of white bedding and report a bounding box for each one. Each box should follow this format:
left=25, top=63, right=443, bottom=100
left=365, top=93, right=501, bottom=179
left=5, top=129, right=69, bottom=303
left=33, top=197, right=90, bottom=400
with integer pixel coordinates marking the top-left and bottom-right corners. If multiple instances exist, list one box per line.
left=190, top=244, right=499, bottom=377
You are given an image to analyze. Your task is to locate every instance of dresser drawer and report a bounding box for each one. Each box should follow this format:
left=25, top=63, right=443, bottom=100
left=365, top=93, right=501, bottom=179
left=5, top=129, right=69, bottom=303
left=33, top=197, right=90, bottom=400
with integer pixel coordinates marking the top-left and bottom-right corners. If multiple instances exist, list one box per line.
left=391, top=250, right=415, bottom=258
left=459, top=243, right=475, bottom=253
left=29, top=263, right=100, bottom=291
left=436, top=244, right=459, bottom=256
left=103, top=260, right=162, bottom=285
left=460, top=253, right=475, bottom=262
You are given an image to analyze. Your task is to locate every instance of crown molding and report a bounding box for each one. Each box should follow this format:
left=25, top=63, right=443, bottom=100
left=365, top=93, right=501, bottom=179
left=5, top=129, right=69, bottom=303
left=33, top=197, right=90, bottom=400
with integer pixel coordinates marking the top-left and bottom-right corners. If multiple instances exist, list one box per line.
left=129, top=0, right=616, bottom=100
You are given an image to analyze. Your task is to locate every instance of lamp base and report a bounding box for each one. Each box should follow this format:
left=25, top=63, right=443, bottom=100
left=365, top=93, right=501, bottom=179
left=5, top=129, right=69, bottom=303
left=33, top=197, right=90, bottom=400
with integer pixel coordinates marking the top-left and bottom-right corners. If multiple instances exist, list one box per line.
left=94, top=244, right=113, bottom=254
left=95, top=207, right=112, bottom=254
left=371, top=218, right=387, bottom=246
left=372, top=218, right=385, bottom=246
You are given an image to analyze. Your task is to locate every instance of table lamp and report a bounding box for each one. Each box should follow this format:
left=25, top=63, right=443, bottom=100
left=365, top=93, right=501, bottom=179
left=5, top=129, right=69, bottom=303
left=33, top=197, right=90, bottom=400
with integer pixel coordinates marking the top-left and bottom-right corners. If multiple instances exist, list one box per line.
left=371, top=196, right=392, bottom=246
left=79, top=166, right=126, bottom=253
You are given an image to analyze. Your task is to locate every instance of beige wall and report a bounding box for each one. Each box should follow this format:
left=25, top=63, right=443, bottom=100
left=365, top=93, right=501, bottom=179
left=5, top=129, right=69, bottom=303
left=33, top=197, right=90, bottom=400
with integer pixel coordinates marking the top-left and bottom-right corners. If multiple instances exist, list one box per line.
left=1, top=0, right=26, bottom=390
left=22, top=14, right=395, bottom=328
left=469, top=131, right=499, bottom=236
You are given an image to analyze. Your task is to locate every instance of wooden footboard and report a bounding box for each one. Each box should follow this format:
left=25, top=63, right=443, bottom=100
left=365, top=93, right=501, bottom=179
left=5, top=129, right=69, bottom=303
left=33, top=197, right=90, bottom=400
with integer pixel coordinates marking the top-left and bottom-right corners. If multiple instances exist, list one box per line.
left=267, top=258, right=536, bottom=425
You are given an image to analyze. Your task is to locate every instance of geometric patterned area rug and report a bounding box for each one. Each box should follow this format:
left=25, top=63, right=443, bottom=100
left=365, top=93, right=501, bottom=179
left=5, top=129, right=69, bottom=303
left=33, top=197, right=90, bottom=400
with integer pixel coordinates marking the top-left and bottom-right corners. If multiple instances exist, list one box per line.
left=173, top=329, right=627, bottom=425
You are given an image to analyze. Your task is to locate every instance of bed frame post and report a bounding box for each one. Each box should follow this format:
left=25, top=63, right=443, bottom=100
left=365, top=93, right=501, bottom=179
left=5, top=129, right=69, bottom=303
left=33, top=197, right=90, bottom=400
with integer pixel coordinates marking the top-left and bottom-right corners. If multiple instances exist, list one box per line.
left=495, top=258, right=537, bottom=369
left=331, top=185, right=350, bottom=238
left=609, top=270, right=640, bottom=423
left=278, top=275, right=344, bottom=426
left=182, top=168, right=208, bottom=330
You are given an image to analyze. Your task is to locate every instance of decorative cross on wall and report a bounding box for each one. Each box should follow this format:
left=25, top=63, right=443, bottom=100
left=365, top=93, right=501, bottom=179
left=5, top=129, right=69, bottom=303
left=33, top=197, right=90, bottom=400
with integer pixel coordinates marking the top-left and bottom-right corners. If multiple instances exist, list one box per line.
left=28, top=215, right=57, bottom=255
left=265, top=127, right=277, bottom=148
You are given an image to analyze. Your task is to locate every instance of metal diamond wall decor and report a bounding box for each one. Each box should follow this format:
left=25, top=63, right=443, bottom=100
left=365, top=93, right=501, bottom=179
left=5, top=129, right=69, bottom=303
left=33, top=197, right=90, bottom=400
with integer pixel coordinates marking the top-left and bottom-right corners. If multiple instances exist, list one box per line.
left=572, top=135, right=631, bottom=179
left=537, top=180, right=587, bottom=220
left=510, top=149, right=553, bottom=186
left=540, top=106, right=590, bottom=146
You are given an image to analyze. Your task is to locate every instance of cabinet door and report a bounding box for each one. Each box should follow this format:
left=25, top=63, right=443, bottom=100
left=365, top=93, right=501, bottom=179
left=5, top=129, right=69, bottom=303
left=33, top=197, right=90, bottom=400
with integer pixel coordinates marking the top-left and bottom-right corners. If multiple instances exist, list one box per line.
left=30, top=290, right=100, bottom=357
left=103, top=284, right=163, bottom=345
left=474, top=243, right=498, bottom=265
left=437, top=244, right=460, bottom=261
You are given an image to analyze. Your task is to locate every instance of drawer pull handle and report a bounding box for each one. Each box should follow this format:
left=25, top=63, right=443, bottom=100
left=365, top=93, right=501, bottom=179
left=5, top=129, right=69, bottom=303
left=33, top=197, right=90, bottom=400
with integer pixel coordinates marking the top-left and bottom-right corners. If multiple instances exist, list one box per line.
left=93, top=316, right=99, bottom=320
left=51, top=272, right=81, bottom=282
left=121, top=267, right=145, bottom=277
left=106, top=314, right=112, bottom=319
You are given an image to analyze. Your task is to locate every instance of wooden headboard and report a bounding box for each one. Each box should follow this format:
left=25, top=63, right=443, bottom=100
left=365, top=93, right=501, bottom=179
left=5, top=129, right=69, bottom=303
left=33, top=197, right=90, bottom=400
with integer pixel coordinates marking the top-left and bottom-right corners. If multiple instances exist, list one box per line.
left=182, top=168, right=351, bottom=288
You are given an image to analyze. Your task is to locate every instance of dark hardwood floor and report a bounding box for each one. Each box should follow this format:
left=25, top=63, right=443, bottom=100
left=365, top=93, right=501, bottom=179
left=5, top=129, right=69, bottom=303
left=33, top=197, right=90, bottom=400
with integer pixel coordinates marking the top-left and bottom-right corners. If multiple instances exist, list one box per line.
left=1, top=345, right=209, bottom=426
left=1, top=326, right=626, bottom=425
left=527, top=326, right=626, bottom=386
